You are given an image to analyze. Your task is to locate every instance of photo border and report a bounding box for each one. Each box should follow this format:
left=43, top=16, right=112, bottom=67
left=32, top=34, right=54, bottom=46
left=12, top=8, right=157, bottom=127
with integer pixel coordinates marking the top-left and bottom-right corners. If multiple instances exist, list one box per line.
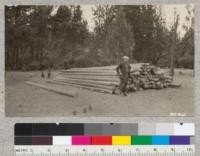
left=0, top=0, right=199, bottom=155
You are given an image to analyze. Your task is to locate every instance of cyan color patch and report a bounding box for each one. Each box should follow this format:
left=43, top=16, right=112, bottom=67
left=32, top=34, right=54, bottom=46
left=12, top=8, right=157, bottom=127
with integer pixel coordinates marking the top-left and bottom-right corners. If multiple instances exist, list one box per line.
left=152, top=136, right=170, bottom=145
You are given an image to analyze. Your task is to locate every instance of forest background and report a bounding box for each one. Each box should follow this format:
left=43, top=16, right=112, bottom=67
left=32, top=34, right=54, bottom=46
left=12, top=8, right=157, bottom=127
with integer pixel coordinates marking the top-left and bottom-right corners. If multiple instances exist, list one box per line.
left=5, top=5, right=194, bottom=71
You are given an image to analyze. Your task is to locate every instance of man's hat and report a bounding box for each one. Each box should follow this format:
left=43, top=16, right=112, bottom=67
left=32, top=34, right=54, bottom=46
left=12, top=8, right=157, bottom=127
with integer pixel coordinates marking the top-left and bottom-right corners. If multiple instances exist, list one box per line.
left=122, top=56, right=129, bottom=60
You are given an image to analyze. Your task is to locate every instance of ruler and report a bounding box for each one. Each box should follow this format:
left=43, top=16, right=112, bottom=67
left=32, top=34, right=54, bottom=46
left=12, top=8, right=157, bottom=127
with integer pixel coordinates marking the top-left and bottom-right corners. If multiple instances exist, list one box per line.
left=15, top=145, right=195, bottom=156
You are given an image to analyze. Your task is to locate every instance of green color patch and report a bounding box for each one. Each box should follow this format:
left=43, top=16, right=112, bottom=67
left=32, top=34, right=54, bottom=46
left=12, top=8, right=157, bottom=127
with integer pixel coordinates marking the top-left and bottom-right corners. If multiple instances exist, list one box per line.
left=131, top=136, right=152, bottom=145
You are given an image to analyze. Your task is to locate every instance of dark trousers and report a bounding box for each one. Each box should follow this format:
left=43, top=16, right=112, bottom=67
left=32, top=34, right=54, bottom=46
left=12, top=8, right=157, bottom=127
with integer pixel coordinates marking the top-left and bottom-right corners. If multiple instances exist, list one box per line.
left=119, top=75, right=129, bottom=93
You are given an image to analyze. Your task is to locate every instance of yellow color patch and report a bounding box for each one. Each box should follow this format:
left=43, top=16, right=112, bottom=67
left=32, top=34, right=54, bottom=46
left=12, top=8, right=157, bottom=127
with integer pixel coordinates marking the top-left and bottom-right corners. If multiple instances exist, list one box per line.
left=112, top=136, right=131, bottom=145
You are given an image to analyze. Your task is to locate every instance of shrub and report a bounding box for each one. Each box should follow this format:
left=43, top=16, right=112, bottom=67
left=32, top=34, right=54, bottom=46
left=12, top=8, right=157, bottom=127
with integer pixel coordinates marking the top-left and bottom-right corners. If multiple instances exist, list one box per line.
left=27, top=61, right=41, bottom=71
left=177, top=56, right=194, bottom=69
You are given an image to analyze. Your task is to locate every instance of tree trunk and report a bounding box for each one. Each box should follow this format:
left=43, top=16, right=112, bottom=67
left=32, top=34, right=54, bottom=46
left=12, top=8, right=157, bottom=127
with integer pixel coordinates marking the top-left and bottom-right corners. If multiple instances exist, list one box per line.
left=170, top=13, right=179, bottom=77
left=169, top=33, right=175, bottom=76
left=5, top=48, right=9, bottom=69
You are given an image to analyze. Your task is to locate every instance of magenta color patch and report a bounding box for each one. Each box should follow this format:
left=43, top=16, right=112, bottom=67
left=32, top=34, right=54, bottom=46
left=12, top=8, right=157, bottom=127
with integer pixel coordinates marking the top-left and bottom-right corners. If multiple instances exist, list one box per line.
left=72, top=136, right=91, bottom=145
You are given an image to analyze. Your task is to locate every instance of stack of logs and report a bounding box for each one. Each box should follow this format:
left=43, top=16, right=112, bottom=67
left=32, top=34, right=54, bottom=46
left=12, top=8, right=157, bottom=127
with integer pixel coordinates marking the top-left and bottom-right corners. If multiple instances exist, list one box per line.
left=127, top=64, right=173, bottom=92
left=53, top=63, right=173, bottom=94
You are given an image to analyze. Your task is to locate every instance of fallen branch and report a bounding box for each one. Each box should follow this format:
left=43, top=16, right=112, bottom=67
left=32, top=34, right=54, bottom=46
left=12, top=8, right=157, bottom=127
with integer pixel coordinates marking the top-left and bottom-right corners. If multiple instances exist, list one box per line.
left=26, top=81, right=78, bottom=98
left=54, top=79, right=114, bottom=90
left=169, top=83, right=181, bottom=88
left=47, top=80, right=113, bottom=94
left=57, top=75, right=119, bottom=82
left=55, top=77, right=118, bottom=86
left=60, top=72, right=117, bottom=76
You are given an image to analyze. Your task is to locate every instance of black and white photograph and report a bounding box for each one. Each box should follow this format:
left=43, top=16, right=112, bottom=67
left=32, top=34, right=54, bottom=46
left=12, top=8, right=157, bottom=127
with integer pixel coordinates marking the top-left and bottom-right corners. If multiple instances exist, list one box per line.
left=5, top=4, right=194, bottom=117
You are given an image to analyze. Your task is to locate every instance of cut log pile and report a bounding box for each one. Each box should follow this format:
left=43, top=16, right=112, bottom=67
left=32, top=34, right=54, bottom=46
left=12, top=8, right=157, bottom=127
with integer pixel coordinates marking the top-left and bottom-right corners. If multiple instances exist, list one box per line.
left=52, top=63, right=173, bottom=94
left=127, top=64, right=173, bottom=92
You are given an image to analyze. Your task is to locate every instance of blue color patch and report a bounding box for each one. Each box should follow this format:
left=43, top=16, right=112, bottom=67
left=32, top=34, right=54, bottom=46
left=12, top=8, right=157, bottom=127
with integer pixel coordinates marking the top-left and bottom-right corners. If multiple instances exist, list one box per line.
left=152, top=136, right=170, bottom=145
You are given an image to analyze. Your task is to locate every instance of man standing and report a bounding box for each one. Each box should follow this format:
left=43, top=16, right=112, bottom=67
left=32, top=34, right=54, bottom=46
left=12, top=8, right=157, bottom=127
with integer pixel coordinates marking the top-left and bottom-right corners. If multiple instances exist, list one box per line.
left=116, top=56, right=131, bottom=96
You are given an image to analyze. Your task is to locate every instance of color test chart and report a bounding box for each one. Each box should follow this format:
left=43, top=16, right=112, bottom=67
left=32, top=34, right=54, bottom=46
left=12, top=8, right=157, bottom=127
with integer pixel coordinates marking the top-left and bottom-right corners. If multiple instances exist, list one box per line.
left=14, top=123, right=195, bottom=156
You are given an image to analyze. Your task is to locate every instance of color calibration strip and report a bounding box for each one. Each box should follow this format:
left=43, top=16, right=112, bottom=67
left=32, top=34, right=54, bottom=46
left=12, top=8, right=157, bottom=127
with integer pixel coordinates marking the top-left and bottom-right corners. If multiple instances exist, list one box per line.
left=15, top=135, right=191, bottom=145
left=15, top=123, right=195, bottom=136
left=15, top=123, right=194, bottom=146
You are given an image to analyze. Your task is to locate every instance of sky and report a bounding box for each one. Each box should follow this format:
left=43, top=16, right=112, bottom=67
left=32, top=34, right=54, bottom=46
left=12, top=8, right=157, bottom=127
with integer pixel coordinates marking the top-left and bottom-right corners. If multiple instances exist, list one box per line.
left=160, top=4, right=194, bottom=37
left=52, top=4, right=194, bottom=37
left=81, top=4, right=194, bottom=37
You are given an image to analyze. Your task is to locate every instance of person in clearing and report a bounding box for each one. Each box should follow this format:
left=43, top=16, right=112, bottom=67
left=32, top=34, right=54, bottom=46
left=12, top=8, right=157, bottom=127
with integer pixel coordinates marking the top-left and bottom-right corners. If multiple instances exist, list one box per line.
left=116, top=56, right=131, bottom=96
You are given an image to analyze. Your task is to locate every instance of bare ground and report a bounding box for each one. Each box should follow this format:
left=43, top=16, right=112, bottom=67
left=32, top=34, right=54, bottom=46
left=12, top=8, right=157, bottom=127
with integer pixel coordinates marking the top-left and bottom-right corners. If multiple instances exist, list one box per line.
left=5, top=69, right=194, bottom=117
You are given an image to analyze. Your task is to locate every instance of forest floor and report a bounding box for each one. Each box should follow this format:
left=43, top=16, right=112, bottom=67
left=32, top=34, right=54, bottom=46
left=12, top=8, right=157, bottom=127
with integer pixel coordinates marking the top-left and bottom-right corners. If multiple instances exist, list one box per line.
left=5, top=69, right=194, bottom=117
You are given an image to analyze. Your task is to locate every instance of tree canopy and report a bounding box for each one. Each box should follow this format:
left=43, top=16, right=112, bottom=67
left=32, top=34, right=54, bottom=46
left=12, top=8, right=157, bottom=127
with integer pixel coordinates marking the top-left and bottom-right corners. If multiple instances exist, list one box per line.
left=5, top=5, right=194, bottom=70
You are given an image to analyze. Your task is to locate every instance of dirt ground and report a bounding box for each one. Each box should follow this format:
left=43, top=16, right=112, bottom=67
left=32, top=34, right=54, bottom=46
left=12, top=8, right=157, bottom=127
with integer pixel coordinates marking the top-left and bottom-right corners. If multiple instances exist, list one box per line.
left=5, top=69, right=194, bottom=117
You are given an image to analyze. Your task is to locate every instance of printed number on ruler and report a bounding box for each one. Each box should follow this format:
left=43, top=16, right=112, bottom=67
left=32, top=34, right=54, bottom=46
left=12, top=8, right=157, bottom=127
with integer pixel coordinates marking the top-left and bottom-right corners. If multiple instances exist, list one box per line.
left=15, top=145, right=195, bottom=156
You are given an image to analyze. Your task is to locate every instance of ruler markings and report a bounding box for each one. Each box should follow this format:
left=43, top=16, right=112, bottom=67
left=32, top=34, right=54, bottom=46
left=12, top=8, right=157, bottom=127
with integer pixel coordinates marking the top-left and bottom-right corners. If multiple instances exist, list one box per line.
left=14, top=145, right=194, bottom=156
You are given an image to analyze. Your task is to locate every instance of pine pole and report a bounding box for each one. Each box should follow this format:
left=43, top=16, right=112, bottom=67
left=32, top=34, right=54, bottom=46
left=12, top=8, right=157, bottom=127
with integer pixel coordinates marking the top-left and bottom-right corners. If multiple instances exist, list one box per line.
left=170, top=9, right=179, bottom=77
